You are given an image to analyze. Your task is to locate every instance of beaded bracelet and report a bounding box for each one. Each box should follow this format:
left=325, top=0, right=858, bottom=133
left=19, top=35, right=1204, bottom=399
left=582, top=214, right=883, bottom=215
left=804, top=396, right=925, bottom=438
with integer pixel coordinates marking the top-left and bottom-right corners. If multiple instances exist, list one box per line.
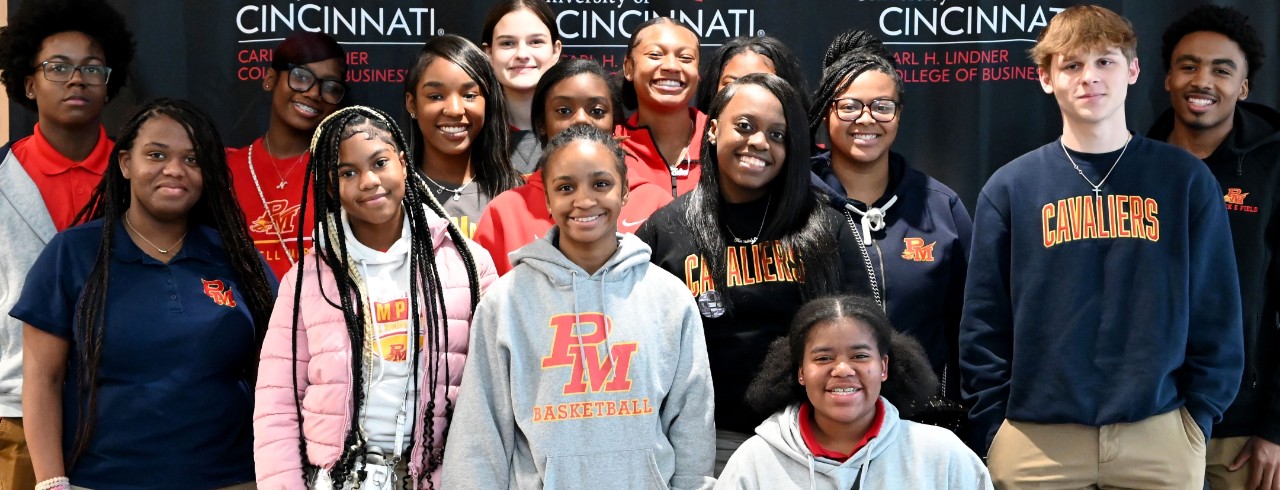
left=35, top=476, right=70, bottom=490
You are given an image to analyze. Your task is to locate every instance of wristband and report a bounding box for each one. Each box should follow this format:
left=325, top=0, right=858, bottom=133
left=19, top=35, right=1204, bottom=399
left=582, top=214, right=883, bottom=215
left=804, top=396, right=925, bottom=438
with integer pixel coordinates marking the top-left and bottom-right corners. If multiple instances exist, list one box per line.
left=35, top=476, right=71, bottom=490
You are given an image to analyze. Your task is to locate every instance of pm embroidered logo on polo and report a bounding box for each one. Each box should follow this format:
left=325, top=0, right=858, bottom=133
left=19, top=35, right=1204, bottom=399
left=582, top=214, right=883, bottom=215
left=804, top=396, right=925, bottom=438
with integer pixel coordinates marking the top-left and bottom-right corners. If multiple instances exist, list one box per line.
left=1225, top=188, right=1260, bottom=213
left=901, top=237, right=936, bottom=262
left=201, top=279, right=237, bottom=307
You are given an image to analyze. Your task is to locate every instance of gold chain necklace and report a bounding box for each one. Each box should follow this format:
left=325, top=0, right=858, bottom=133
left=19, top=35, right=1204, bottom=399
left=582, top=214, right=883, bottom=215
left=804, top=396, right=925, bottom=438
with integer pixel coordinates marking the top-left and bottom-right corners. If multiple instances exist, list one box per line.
left=124, top=214, right=187, bottom=254
left=246, top=142, right=298, bottom=266
left=261, top=135, right=307, bottom=190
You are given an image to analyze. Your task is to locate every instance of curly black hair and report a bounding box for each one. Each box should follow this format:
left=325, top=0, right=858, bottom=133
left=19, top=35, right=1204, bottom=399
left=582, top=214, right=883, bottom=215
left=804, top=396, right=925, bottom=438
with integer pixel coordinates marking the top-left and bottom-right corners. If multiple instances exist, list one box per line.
left=1161, top=5, right=1264, bottom=82
left=0, top=0, right=134, bottom=113
left=745, top=295, right=937, bottom=418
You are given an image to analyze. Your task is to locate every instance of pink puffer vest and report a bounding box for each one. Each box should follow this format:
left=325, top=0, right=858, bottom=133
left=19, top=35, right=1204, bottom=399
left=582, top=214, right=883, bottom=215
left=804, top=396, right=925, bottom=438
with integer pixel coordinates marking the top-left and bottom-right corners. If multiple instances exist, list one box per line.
left=253, top=216, right=495, bottom=489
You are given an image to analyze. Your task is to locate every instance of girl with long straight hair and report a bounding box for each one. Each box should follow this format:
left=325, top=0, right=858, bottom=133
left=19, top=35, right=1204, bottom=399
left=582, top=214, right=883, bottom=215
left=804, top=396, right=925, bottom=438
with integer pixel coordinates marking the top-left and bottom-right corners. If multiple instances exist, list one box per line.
left=808, top=30, right=972, bottom=403
left=480, top=0, right=563, bottom=171
left=227, top=31, right=347, bottom=278
left=16, top=98, right=276, bottom=490
left=253, top=106, right=496, bottom=490
left=636, top=73, right=874, bottom=473
left=404, top=34, right=522, bottom=239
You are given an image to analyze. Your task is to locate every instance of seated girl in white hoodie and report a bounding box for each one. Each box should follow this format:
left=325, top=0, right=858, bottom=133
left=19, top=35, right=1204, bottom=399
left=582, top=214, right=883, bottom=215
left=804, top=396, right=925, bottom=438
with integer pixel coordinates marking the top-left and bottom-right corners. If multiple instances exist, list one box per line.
left=442, top=125, right=716, bottom=490
left=716, top=295, right=991, bottom=489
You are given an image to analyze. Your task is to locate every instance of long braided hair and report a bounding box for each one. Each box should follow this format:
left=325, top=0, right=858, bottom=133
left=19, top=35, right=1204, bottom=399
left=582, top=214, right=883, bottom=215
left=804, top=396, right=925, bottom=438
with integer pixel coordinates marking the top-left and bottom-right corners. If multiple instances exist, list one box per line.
left=69, top=98, right=275, bottom=466
left=807, top=29, right=904, bottom=143
left=291, top=105, right=482, bottom=488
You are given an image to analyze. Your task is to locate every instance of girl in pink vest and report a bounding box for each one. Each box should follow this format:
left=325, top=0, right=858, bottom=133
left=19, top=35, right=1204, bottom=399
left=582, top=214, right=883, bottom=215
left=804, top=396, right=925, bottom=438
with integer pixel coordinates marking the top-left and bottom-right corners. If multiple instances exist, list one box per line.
left=253, top=105, right=497, bottom=490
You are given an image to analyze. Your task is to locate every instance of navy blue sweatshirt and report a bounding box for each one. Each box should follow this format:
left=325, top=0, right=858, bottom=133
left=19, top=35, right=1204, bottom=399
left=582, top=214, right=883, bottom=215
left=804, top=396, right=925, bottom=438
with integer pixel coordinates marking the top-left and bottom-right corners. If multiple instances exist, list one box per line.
left=810, top=152, right=971, bottom=398
left=1149, top=101, right=1280, bottom=444
left=961, top=133, right=1244, bottom=452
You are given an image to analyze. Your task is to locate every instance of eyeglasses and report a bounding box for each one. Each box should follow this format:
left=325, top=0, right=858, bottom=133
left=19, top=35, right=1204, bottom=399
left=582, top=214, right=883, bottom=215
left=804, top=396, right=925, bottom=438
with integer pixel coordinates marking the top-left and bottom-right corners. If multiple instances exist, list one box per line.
left=832, top=97, right=900, bottom=123
left=39, top=61, right=112, bottom=85
left=286, top=64, right=347, bottom=104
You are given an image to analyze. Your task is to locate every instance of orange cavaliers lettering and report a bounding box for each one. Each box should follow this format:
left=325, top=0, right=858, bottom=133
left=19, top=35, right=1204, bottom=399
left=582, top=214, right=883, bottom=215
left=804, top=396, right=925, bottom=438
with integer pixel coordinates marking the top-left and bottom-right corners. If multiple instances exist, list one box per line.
left=1041, top=194, right=1160, bottom=248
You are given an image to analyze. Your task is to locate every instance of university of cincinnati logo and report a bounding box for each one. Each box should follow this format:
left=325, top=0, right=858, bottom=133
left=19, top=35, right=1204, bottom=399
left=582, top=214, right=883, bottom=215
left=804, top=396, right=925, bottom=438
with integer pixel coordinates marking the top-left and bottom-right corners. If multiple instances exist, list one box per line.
left=533, top=313, right=653, bottom=422
left=201, top=279, right=237, bottom=307
left=250, top=199, right=299, bottom=235
left=901, top=237, right=936, bottom=262
left=1225, top=188, right=1259, bottom=213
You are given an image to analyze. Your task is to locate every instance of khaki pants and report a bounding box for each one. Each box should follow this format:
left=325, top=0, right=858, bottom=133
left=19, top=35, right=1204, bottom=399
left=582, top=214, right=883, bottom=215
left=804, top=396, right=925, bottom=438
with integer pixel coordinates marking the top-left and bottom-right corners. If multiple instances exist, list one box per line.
left=0, top=417, right=35, bottom=490
left=1205, top=436, right=1251, bottom=490
left=988, top=407, right=1206, bottom=489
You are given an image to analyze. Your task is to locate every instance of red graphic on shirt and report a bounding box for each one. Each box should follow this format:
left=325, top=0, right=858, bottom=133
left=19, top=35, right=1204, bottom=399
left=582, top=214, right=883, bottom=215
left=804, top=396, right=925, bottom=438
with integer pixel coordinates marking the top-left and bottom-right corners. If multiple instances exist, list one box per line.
left=202, top=279, right=237, bottom=307
left=901, top=237, right=937, bottom=262
left=1224, top=188, right=1259, bottom=213
left=1225, top=188, right=1249, bottom=205
left=540, top=313, right=638, bottom=394
left=250, top=199, right=300, bottom=235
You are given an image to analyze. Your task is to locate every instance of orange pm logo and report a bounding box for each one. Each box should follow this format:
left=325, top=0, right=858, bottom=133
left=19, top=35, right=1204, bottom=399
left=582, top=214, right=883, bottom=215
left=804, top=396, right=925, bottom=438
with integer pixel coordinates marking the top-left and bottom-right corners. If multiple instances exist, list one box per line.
left=201, top=279, right=237, bottom=307
left=250, top=199, right=300, bottom=235
left=1225, top=188, right=1250, bottom=206
left=901, top=237, right=936, bottom=262
left=541, top=313, right=638, bottom=395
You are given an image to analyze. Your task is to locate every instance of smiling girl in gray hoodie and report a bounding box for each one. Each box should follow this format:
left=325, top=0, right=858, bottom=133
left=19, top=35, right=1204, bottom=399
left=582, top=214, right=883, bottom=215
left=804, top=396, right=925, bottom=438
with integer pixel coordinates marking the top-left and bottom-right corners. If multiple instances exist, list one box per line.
left=716, top=295, right=990, bottom=489
left=442, top=125, right=716, bottom=490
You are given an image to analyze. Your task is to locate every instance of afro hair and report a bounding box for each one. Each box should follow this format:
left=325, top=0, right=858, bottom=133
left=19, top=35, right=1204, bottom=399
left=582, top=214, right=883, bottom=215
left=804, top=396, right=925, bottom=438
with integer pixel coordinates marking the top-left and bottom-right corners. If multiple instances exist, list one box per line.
left=0, top=0, right=135, bottom=113
left=1161, top=5, right=1264, bottom=82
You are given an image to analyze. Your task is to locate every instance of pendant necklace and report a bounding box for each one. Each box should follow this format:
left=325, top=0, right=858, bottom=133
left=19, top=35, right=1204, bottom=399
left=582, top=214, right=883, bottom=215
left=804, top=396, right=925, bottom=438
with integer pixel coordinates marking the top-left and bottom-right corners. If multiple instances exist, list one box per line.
left=246, top=141, right=298, bottom=266
left=124, top=214, right=187, bottom=255
left=1061, top=134, right=1131, bottom=199
left=260, top=135, right=307, bottom=189
left=423, top=172, right=473, bottom=201
left=726, top=197, right=770, bottom=245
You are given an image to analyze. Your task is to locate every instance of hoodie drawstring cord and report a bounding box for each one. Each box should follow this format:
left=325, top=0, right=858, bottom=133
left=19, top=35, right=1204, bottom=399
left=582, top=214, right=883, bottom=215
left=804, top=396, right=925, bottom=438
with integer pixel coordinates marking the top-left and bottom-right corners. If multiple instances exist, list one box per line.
left=570, top=271, right=591, bottom=378
left=807, top=454, right=816, bottom=490
left=844, top=195, right=898, bottom=246
left=599, top=267, right=617, bottom=368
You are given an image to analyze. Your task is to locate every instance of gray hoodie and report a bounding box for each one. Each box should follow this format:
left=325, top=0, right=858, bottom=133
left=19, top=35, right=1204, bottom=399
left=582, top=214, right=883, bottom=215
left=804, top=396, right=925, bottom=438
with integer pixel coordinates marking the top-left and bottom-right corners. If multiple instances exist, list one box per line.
left=442, top=229, right=716, bottom=490
left=715, top=400, right=991, bottom=490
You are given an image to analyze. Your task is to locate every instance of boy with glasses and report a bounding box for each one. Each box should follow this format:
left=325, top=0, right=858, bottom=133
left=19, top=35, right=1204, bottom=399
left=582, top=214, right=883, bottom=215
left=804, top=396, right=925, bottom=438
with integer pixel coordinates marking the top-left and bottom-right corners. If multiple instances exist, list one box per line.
left=0, top=0, right=134, bottom=487
left=1148, top=6, right=1280, bottom=489
left=961, top=5, right=1243, bottom=488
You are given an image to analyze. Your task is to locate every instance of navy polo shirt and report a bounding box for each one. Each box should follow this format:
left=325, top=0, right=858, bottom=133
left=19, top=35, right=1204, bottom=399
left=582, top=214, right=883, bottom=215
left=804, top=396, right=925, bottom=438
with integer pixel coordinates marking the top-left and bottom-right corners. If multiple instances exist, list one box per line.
left=11, top=218, right=276, bottom=489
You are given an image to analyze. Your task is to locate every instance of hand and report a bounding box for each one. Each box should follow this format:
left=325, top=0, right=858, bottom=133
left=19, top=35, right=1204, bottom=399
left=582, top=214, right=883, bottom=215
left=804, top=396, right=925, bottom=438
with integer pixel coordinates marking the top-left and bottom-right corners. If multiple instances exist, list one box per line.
left=1229, top=436, right=1280, bottom=490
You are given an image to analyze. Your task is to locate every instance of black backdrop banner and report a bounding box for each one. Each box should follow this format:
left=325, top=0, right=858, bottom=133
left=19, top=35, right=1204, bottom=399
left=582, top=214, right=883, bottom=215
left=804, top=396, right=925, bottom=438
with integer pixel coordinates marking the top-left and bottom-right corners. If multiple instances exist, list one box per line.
left=8, top=0, right=1279, bottom=210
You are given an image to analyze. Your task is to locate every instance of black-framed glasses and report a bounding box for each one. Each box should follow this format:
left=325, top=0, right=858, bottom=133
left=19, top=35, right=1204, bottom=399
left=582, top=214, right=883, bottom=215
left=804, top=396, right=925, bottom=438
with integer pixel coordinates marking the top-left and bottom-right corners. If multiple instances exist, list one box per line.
left=39, top=61, right=111, bottom=85
left=832, top=97, right=900, bottom=123
left=286, top=64, right=346, bottom=104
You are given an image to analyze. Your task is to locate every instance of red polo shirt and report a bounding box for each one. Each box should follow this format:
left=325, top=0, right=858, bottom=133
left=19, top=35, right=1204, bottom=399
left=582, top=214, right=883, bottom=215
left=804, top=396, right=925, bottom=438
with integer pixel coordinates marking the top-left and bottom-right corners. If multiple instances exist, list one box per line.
left=11, top=123, right=111, bottom=231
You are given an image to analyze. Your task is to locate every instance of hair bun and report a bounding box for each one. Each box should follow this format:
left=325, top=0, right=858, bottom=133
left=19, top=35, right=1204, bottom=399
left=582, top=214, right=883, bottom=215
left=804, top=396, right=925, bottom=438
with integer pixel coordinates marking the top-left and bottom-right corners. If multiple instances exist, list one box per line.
left=822, top=29, right=892, bottom=69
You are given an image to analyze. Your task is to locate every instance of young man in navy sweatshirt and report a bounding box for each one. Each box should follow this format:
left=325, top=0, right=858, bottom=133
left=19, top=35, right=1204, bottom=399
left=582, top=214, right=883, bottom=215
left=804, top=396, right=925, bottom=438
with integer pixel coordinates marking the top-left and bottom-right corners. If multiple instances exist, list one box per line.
left=1148, top=6, right=1280, bottom=489
left=961, top=5, right=1244, bottom=488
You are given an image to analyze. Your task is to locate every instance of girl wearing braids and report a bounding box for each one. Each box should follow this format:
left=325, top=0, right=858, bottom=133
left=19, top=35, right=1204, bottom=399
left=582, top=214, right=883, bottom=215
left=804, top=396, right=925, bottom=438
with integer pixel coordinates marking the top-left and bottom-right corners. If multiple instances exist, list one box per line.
left=253, top=106, right=496, bottom=490
left=808, top=30, right=971, bottom=405
left=15, top=99, right=277, bottom=489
